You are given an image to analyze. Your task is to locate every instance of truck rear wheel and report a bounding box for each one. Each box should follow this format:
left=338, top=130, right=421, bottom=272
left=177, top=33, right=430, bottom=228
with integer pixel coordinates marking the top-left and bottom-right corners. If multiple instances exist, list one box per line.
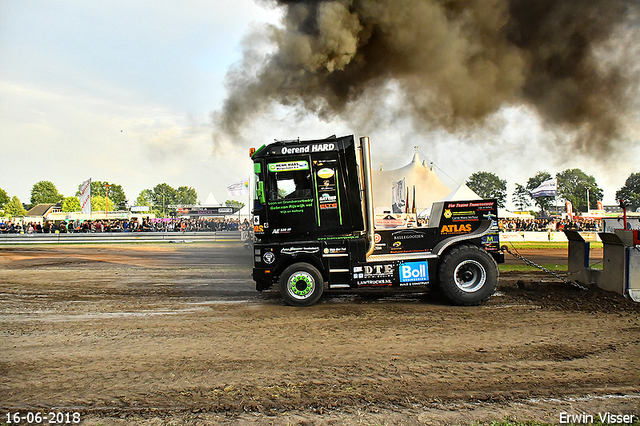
left=437, top=244, right=498, bottom=305
left=279, top=262, right=324, bottom=307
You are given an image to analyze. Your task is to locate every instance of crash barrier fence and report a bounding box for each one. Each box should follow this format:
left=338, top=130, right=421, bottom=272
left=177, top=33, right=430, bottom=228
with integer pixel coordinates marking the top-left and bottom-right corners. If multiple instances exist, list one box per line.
left=1, top=230, right=597, bottom=244
left=0, top=231, right=244, bottom=244
left=500, top=231, right=601, bottom=242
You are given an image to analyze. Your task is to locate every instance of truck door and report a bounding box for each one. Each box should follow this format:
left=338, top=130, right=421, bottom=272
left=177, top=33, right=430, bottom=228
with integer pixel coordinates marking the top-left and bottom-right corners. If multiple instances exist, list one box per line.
left=264, top=158, right=316, bottom=237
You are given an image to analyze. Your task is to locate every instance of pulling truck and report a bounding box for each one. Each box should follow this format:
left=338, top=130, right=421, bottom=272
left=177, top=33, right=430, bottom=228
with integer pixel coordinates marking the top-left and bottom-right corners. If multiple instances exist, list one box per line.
left=249, top=135, right=504, bottom=307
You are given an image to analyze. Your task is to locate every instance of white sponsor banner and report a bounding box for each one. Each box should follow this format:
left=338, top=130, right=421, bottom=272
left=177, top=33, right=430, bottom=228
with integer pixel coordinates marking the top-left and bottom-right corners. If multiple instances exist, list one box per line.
left=499, top=232, right=525, bottom=241
left=80, top=178, right=91, bottom=215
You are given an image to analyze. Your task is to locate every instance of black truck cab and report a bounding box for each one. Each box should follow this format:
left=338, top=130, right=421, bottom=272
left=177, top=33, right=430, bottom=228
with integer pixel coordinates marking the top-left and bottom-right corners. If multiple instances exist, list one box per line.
left=250, top=135, right=502, bottom=307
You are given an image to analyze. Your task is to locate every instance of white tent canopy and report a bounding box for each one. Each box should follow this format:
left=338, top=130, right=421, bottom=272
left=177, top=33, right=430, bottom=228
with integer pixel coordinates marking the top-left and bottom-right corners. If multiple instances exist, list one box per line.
left=201, top=192, right=220, bottom=206
left=372, top=150, right=450, bottom=212
left=442, top=183, right=481, bottom=201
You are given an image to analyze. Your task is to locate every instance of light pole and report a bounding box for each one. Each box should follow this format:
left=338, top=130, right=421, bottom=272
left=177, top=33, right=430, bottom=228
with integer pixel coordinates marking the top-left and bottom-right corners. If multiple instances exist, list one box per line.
left=104, top=183, right=111, bottom=220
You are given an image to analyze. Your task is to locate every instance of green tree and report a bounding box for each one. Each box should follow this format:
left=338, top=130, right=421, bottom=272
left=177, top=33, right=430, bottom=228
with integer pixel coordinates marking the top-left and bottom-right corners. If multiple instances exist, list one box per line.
left=151, top=183, right=178, bottom=213
left=225, top=200, right=245, bottom=209
left=61, top=196, right=81, bottom=212
left=5, top=196, right=27, bottom=216
left=557, top=168, right=603, bottom=212
left=616, top=172, right=640, bottom=212
left=30, top=181, right=63, bottom=206
left=91, top=195, right=114, bottom=212
left=0, top=186, right=9, bottom=209
left=76, top=181, right=127, bottom=209
left=136, top=189, right=153, bottom=207
left=466, top=171, right=507, bottom=208
left=512, top=184, right=531, bottom=212
left=176, top=186, right=198, bottom=205
left=526, top=171, right=555, bottom=213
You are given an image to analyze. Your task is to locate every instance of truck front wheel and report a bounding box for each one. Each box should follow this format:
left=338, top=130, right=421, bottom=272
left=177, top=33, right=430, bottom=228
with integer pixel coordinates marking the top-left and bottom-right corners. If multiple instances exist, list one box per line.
left=437, top=244, right=498, bottom=305
left=279, top=262, right=324, bottom=307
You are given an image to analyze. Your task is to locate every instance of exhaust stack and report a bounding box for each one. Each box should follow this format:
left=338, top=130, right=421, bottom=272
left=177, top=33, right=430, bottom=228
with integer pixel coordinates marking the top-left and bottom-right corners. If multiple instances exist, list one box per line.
left=359, top=136, right=376, bottom=258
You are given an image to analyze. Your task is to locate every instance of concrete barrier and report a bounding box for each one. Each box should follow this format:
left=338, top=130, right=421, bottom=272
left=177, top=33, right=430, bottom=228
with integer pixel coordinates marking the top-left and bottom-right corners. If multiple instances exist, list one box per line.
left=0, top=231, right=242, bottom=244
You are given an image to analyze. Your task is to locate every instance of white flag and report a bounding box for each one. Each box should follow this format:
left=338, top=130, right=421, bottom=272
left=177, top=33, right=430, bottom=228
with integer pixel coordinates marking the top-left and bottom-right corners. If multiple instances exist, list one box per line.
left=392, top=178, right=406, bottom=213
left=80, top=178, right=91, bottom=215
left=227, top=178, right=249, bottom=196
left=531, top=178, right=557, bottom=198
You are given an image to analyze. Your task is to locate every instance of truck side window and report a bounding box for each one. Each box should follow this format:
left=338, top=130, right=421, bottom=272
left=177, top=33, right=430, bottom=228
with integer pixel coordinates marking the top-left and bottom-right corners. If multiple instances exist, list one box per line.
left=269, top=171, right=312, bottom=200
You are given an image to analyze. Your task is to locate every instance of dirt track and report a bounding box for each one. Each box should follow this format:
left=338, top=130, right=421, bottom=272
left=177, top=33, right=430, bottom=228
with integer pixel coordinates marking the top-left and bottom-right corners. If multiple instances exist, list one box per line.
left=0, top=242, right=638, bottom=425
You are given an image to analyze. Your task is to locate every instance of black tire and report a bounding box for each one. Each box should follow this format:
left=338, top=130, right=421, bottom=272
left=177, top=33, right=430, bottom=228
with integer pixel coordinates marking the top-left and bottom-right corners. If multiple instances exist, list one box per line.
left=437, top=244, right=498, bottom=306
left=279, top=262, right=324, bottom=307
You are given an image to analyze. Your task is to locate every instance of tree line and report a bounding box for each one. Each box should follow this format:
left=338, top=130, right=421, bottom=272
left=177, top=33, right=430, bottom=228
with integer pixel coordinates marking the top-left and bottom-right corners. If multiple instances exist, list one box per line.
left=0, top=181, right=202, bottom=218
left=466, top=170, right=640, bottom=213
left=2, top=170, right=640, bottom=218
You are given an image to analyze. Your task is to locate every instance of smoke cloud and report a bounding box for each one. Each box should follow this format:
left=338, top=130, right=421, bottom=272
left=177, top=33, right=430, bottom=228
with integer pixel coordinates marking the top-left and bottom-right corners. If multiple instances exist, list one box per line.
left=213, top=0, right=636, bottom=155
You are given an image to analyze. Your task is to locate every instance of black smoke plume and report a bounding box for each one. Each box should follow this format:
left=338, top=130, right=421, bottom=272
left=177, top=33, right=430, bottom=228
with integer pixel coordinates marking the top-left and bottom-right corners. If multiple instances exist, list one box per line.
left=214, top=0, right=636, bottom=154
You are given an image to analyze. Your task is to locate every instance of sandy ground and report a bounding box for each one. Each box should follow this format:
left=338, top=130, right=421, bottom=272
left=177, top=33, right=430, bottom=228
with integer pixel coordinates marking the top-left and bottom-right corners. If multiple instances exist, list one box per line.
left=0, top=242, right=638, bottom=425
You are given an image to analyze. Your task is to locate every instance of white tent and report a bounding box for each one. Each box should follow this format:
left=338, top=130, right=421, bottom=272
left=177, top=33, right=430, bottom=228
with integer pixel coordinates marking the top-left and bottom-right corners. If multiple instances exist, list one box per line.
left=442, top=183, right=481, bottom=201
left=372, top=150, right=450, bottom=212
left=201, top=192, right=220, bottom=206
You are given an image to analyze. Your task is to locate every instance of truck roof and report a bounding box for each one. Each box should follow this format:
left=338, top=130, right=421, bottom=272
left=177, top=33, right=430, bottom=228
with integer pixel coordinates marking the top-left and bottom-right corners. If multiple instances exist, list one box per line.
left=251, top=134, right=354, bottom=160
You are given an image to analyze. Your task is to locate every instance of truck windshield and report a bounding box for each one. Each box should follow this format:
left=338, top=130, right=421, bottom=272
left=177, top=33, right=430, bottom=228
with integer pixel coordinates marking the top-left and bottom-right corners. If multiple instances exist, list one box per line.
left=269, top=170, right=312, bottom=200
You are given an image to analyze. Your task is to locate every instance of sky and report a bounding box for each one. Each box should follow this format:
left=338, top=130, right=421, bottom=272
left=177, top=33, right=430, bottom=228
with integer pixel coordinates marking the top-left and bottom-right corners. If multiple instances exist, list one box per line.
left=0, top=1, right=638, bottom=211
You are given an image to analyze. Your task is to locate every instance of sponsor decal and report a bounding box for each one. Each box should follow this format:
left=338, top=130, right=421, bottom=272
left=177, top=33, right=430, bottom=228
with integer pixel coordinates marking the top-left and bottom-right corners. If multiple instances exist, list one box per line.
left=324, top=247, right=347, bottom=254
left=446, top=201, right=495, bottom=209
left=272, top=228, right=291, bottom=234
left=356, top=279, right=392, bottom=286
left=400, top=261, right=429, bottom=284
left=268, top=198, right=314, bottom=214
left=444, top=209, right=452, bottom=219
left=364, top=264, right=394, bottom=277
left=253, top=215, right=260, bottom=225
left=374, top=233, right=382, bottom=243
left=392, top=230, right=425, bottom=240
left=279, top=143, right=336, bottom=155
left=482, top=234, right=498, bottom=244
left=281, top=246, right=320, bottom=254
left=317, top=168, right=335, bottom=179
left=253, top=225, right=264, bottom=233
left=392, top=241, right=402, bottom=249
left=440, top=224, right=472, bottom=234
left=267, top=161, right=309, bottom=172
left=319, top=202, right=337, bottom=210
left=263, top=252, right=275, bottom=264
left=353, top=264, right=394, bottom=282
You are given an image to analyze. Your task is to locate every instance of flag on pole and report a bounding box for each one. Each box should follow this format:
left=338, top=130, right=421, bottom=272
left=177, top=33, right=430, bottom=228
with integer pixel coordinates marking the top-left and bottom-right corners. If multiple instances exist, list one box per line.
left=566, top=201, right=573, bottom=217
left=531, top=178, right=558, bottom=198
left=392, top=178, right=405, bottom=213
left=227, top=178, right=250, bottom=196
left=412, top=185, right=416, bottom=214
left=80, top=178, right=91, bottom=215
left=405, top=187, right=410, bottom=213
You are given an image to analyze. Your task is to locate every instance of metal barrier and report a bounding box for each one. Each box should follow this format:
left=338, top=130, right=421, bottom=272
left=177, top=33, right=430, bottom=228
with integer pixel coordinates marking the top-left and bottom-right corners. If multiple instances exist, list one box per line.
left=0, top=231, right=242, bottom=244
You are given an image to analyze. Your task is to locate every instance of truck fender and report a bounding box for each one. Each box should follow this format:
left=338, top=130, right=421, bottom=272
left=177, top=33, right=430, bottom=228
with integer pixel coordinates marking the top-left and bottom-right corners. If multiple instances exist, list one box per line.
left=275, top=255, right=327, bottom=283
left=432, top=220, right=492, bottom=257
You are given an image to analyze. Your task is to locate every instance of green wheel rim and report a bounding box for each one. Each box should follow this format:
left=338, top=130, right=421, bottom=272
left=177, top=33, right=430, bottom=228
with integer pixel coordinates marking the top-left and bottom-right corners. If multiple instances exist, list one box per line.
left=287, top=271, right=315, bottom=300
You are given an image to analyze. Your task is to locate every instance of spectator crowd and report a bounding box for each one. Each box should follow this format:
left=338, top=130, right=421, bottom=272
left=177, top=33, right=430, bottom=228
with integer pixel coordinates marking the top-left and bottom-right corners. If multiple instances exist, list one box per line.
left=0, top=217, right=252, bottom=234
left=0, top=216, right=603, bottom=234
left=498, top=217, right=602, bottom=232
